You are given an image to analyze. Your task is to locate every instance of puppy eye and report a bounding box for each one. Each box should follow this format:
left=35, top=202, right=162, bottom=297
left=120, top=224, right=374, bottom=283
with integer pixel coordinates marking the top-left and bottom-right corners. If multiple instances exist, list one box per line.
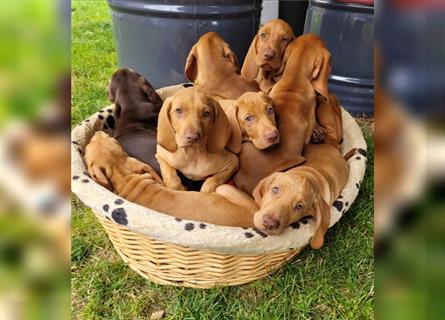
left=175, top=107, right=183, bottom=115
left=202, top=110, right=211, bottom=118
left=281, top=37, right=289, bottom=44
left=245, top=115, right=254, bottom=122
left=260, top=32, right=267, bottom=39
left=266, top=105, right=274, bottom=114
left=272, top=186, right=280, bottom=194
left=295, top=203, right=304, bottom=211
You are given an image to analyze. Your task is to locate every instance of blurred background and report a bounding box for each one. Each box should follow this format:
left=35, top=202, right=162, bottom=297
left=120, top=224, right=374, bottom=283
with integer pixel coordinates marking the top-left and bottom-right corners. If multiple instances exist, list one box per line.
left=0, top=0, right=444, bottom=318
left=0, top=0, right=70, bottom=319
left=375, top=0, right=445, bottom=319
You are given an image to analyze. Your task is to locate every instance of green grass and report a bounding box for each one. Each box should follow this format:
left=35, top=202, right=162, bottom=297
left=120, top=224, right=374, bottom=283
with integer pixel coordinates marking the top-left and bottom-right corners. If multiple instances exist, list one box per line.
left=71, top=1, right=374, bottom=319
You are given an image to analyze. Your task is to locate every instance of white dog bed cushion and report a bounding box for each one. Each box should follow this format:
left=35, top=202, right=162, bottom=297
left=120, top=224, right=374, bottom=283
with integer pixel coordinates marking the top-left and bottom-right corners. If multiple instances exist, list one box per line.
left=71, top=84, right=367, bottom=255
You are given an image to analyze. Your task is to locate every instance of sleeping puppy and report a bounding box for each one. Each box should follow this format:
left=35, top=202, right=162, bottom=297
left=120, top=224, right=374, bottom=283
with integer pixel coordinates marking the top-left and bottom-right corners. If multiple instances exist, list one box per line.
left=219, top=92, right=280, bottom=153
left=107, top=68, right=163, bottom=174
left=241, top=19, right=295, bottom=93
left=156, top=87, right=239, bottom=193
left=85, top=132, right=257, bottom=227
left=185, top=32, right=259, bottom=99
left=108, top=68, right=203, bottom=190
left=234, top=33, right=333, bottom=194
left=252, top=143, right=349, bottom=249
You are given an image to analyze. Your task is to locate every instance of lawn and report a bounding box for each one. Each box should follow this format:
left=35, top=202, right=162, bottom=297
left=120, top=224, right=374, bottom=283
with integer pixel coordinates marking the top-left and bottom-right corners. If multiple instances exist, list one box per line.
left=71, top=1, right=374, bottom=319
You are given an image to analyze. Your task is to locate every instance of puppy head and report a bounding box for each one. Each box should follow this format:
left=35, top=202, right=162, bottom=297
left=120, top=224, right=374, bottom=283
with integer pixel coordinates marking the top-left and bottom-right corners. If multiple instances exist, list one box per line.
left=85, top=131, right=162, bottom=190
left=230, top=92, right=279, bottom=150
left=243, top=19, right=295, bottom=81
left=283, top=34, right=331, bottom=100
left=185, top=32, right=239, bottom=83
left=107, top=68, right=163, bottom=120
left=157, top=87, right=231, bottom=153
left=252, top=171, right=330, bottom=249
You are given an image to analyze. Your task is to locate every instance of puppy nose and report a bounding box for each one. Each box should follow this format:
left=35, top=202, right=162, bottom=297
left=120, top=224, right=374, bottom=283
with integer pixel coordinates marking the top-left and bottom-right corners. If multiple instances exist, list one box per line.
left=265, top=130, right=279, bottom=143
left=263, top=215, right=280, bottom=230
left=264, top=49, right=276, bottom=61
left=185, top=132, right=199, bottom=143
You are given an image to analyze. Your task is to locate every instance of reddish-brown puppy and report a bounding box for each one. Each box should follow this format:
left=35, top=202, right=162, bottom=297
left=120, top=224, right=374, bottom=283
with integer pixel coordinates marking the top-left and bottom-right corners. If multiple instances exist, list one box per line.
left=234, top=33, right=332, bottom=194
left=185, top=32, right=259, bottom=99
left=252, top=143, right=349, bottom=249
left=156, top=87, right=239, bottom=193
left=241, top=19, right=295, bottom=93
left=85, top=131, right=257, bottom=227
left=219, top=92, right=280, bottom=153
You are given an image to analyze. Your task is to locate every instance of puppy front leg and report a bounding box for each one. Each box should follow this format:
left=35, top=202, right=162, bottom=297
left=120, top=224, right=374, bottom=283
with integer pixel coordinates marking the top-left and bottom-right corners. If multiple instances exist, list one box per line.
left=201, top=153, right=239, bottom=193
left=215, top=184, right=258, bottom=213
left=156, top=155, right=187, bottom=191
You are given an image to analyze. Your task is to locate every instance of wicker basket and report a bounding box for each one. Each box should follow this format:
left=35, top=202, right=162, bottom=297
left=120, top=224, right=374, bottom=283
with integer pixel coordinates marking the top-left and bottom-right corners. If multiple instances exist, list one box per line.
left=72, top=84, right=367, bottom=289
left=99, top=215, right=302, bottom=288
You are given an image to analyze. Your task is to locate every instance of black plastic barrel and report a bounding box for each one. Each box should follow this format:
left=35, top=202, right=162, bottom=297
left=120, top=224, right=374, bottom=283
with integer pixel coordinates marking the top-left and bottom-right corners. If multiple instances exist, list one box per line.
left=107, top=0, right=262, bottom=89
left=279, top=0, right=309, bottom=37
left=304, top=0, right=374, bottom=116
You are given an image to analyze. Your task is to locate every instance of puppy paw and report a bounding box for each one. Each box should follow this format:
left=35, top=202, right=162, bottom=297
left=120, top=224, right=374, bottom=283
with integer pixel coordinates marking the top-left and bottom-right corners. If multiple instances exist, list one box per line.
left=311, top=126, right=325, bottom=144
left=173, top=184, right=188, bottom=191
left=164, top=181, right=187, bottom=191
left=200, top=182, right=217, bottom=193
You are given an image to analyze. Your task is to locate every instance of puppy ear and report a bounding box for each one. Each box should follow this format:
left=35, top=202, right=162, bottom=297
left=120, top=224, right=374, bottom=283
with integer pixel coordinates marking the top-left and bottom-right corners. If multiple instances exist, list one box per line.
left=89, top=165, right=112, bottom=191
left=241, top=35, right=259, bottom=81
left=223, top=45, right=239, bottom=69
left=225, top=104, right=242, bottom=154
left=252, top=173, right=277, bottom=206
left=185, top=45, right=198, bottom=82
left=312, top=49, right=331, bottom=100
left=157, top=97, right=177, bottom=152
left=107, top=82, right=116, bottom=102
left=206, top=98, right=231, bottom=153
left=124, top=157, right=164, bottom=184
left=310, top=193, right=331, bottom=249
left=141, top=81, right=162, bottom=106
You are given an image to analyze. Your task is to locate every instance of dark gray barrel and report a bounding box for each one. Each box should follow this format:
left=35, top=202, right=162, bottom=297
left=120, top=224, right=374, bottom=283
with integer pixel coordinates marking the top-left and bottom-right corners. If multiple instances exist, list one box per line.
left=304, top=0, right=374, bottom=116
left=279, top=0, right=309, bottom=36
left=107, top=0, right=262, bottom=88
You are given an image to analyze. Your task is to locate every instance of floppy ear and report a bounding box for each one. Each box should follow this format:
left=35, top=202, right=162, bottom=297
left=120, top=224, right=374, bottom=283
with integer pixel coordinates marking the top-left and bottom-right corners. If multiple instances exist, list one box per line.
left=107, top=82, right=116, bottom=102
left=225, top=104, right=242, bottom=154
left=311, top=49, right=331, bottom=100
left=252, top=173, right=277, bottom=206
left=206, top=98, right=231, bottom=153
left=185, top=45, right=198, bottom=82
left=141, top=82, right=162, bottom=105
left=310, top=193, right=331, bottom=249
left=124, top=157, right=164, bottom=184
left=223, top=45, right=239, bottom=70
left=241, top=35, right=259, bottom=81
left=157, top=97, right=177, bottom=152
left=89, top=165, right=112, bottom=191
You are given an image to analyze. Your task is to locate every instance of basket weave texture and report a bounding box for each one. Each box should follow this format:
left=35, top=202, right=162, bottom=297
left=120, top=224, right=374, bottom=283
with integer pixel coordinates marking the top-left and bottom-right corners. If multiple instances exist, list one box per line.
left=99, top=215, right=302, bottom=288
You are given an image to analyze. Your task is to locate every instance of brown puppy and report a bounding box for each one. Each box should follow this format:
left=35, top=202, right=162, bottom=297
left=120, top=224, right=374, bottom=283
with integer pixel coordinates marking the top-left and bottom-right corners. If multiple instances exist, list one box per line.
left=219, top=92, right=280, bottom=152
left=156, top=87, right=239, bottom=193
left=252, top=143, right=349, bottom=249
left=107, top=68, right=163, bottom=174
left=185, top=32, right=259, bottom=99
left=234, top=33, right=332, bottom=194
left=108, top=69, right=204, bottom=191
left=85, top=132, right=257, bottom=227
left=241, top=19, right=295, bottom=93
